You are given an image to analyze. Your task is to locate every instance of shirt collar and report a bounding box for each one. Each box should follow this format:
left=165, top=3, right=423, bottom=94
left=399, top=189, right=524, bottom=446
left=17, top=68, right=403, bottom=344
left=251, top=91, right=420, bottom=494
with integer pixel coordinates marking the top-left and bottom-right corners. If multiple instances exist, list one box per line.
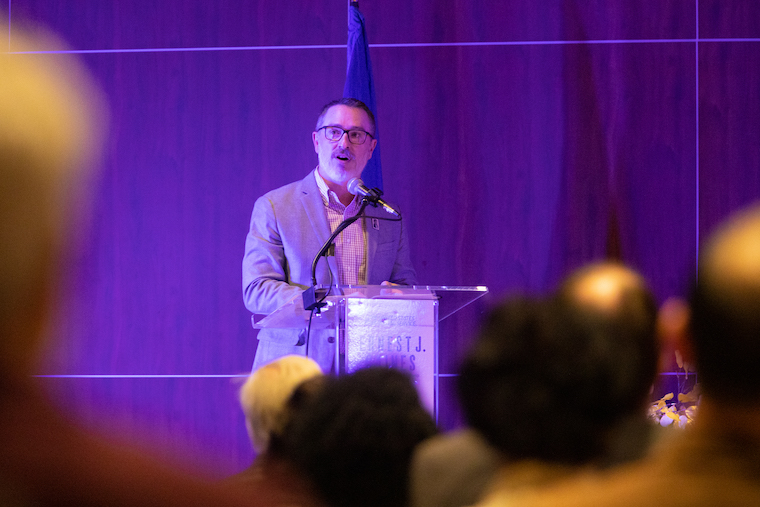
left=314, top=167, right=359, bottom=210
left=314, top=167, right=333, bottom=206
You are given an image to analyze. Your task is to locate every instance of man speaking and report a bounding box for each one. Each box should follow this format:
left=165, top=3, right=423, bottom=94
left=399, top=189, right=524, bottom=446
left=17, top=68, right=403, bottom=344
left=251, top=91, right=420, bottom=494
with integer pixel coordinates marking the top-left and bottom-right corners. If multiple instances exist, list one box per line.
left=242, top=98, right=417, bottom=372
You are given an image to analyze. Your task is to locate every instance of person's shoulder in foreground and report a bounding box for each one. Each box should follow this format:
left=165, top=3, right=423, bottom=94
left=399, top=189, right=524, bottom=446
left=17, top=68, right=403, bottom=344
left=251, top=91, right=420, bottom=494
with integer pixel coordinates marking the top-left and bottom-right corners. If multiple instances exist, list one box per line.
left=410, top=428, right=501, bottom=507
left=504, top=428, right=760, bottom=507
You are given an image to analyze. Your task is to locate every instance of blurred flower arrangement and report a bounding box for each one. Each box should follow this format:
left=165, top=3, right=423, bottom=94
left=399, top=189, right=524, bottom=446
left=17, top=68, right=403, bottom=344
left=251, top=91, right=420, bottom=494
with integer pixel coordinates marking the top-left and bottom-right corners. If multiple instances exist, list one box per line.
left=648, top=350, right=700, bottom=429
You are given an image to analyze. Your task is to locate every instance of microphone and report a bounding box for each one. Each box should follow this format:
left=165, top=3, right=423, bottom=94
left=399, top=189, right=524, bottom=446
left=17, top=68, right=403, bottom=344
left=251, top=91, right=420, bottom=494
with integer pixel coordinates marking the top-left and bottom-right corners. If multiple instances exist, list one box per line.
left=347, top=178, right=400, bottom=217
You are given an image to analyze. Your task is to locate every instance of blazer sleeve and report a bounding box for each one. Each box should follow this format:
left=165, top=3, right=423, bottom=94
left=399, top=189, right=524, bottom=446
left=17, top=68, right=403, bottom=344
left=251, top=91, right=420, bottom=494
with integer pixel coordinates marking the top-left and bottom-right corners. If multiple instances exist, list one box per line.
left=389, top=210, right=418, bottom=285
left=242, top=193, right=305, bottom=317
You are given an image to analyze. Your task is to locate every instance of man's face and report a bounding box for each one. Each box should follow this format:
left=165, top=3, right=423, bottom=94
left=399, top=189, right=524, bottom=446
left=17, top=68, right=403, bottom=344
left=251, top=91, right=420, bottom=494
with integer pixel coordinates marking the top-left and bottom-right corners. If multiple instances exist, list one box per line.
left=312, top=105, right=377, bottom=188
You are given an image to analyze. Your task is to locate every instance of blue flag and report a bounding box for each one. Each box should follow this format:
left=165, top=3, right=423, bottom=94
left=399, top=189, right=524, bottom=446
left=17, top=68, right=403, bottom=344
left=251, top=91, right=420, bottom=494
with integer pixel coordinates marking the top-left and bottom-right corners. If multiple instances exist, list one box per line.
left=343, top=0, right=383, bottom=191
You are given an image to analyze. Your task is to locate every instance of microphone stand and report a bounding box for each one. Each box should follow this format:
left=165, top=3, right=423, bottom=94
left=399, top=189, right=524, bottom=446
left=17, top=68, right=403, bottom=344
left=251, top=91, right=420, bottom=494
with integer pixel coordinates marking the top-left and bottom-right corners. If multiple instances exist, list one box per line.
left=302, top=199, right=370, bottom=312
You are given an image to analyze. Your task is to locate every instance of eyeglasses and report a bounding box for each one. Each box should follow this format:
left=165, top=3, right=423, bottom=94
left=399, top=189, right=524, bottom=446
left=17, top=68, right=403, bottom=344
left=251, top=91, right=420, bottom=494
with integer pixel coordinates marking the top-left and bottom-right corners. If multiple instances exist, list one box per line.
left=318, top=126, right=374, bottom=145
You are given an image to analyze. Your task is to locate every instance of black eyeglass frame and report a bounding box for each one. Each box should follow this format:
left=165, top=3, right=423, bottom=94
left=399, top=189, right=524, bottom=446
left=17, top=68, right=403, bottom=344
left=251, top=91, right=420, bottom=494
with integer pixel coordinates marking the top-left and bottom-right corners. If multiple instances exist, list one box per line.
left=317, top=125, right=375, bottom=145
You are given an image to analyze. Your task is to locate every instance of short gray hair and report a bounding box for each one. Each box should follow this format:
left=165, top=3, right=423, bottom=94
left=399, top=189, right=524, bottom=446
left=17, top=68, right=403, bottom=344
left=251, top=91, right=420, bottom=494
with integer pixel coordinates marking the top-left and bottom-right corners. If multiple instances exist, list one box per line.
left=315, top=97, right=376, bottom=135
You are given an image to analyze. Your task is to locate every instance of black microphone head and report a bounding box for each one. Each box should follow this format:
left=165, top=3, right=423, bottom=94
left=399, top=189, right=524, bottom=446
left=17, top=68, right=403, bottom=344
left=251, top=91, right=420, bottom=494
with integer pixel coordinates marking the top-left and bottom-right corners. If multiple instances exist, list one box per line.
left=347, top=177, right=364, bottom=195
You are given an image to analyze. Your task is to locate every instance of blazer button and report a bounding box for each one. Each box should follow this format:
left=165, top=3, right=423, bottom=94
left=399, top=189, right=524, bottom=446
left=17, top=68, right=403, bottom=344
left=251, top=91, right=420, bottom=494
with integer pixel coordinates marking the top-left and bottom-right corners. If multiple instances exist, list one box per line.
left=327, top=336, right=335, bottom=343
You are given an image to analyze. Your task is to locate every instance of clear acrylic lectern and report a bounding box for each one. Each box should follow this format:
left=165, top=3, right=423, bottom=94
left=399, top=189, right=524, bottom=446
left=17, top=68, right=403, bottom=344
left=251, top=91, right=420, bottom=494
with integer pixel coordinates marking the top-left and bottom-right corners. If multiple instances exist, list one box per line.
left=254, top=285, right=488, bottom=420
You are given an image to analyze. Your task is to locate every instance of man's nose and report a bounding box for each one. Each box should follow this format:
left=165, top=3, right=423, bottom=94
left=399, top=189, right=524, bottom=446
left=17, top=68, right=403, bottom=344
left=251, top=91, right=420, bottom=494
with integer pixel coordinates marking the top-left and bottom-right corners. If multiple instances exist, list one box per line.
left=338, top=131, right=351, bottom=148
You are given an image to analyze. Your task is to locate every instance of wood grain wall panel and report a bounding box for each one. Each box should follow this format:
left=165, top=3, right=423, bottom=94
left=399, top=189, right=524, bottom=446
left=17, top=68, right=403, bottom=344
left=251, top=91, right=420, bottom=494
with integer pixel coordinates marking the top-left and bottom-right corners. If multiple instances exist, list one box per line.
left=553, top=40, right=697, bottom=300
left=11, top=0, right=694, bottom=53
left=376, top=41, right=695, bottom=305
left=364, top=0, right=693, bottom=44
left=700, top=0, right=760, bottom=38
left=11, top=0, right=347, bottom=49
left=374, top=44, right=565, bottom=294
left=699, top=41, right=760, bottom=239
left=43, top=376, right=252, bottom=476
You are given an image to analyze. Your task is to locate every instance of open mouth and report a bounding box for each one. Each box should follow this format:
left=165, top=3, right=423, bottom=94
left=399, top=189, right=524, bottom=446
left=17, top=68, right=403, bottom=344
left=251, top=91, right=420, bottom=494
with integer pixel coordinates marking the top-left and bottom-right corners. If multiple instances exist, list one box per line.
left=335, top=153, right=351, bottom=162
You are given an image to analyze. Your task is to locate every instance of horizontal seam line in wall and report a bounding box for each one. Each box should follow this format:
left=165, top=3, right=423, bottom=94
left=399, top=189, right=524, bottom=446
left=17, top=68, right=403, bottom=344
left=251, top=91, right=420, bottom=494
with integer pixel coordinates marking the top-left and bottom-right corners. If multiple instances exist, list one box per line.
left=35, top=372, right=688, bottom=378
left=8, top=37, right=760, bottom=55
left=426, top=372, right=689, bottom=377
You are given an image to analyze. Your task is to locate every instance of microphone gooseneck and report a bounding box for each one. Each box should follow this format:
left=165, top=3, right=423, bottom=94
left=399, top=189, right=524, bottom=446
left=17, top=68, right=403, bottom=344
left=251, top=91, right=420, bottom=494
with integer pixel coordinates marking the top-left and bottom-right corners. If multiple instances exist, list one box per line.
left=303, top=198, right=370, bottom=311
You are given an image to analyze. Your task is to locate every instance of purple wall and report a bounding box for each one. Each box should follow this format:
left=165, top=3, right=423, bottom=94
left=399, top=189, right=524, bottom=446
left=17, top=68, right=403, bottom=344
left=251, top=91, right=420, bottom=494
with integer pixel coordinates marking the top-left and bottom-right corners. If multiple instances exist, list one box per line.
left=9, top=0, right=760, bottom=475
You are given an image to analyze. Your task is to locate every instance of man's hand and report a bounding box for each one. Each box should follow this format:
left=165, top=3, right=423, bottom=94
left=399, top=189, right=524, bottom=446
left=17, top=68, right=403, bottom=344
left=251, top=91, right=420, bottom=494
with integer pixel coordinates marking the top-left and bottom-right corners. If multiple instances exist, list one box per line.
left=380, top=280, right=403, bottom=295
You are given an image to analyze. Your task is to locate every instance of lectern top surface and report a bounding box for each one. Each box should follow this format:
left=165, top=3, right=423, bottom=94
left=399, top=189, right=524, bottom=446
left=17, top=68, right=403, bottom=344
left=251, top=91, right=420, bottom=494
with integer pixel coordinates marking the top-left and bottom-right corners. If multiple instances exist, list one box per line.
left=254, top=285, right=488, bottom=329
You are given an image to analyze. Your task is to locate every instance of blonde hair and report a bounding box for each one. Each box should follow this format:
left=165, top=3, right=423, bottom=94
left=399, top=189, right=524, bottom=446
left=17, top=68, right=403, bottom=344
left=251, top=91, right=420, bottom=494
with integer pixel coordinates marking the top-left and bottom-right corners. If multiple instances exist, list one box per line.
left=240, top=355, right=323, bottom=453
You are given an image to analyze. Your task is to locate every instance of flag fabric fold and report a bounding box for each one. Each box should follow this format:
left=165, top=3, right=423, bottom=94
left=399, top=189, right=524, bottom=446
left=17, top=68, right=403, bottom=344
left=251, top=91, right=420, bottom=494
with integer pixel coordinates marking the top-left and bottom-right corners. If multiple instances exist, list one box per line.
left=343, top=0, right=383, bottom=191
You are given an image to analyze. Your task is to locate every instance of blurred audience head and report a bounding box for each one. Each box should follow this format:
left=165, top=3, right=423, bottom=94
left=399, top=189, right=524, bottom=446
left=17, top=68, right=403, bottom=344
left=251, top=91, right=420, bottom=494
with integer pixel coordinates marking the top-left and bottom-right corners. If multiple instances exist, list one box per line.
left=283, top=367, right=437, bottom=507
left=0, top=21, right=104, bottom=380
left=459, top=264, right=658, bottom=466
left=556, top=262, right=659, bottom=414
left=240, top=355, right=323, bottom=454
left=0, top=22, right=289, bottom=507
left=690, top=204, right=760, bottom=403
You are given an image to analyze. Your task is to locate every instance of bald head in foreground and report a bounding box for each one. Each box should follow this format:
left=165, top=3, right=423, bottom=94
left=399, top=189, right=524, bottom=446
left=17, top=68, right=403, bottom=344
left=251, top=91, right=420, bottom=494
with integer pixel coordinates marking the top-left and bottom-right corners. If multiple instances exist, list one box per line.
left=512, top=207, right=760, bottom=507
left=558, top=262, right=654, bottom=317
left=558, top=262, right=660, bottom=453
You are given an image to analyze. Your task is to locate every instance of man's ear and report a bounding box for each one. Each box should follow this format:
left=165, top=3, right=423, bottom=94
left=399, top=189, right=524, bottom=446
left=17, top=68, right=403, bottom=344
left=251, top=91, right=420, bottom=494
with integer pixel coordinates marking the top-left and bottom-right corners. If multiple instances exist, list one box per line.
left=367, top=137, right=377, bottom=158
left=312, top=131, right=320, bottom=153
left=657, top=297, right=696, bottom=373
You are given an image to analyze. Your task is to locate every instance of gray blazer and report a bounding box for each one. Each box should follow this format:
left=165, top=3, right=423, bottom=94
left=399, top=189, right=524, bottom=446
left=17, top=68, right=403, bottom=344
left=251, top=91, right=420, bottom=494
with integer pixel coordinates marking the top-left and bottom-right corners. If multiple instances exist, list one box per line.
left=242, top=171, right=417, bottom=372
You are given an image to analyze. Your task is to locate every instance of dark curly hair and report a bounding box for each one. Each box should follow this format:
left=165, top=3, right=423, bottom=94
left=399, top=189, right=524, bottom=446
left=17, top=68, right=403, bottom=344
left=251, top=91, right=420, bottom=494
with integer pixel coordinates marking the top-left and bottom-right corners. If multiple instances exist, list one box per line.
left=459, top=288, right=656, bottom=465
left=281, top=367, right=437, bottom=507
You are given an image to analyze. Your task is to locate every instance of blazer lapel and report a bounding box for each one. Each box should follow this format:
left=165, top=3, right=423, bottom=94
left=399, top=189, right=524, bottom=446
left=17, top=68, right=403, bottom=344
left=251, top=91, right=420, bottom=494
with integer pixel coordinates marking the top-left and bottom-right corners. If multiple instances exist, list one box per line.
left=299, top=171, right=338, bottom=284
